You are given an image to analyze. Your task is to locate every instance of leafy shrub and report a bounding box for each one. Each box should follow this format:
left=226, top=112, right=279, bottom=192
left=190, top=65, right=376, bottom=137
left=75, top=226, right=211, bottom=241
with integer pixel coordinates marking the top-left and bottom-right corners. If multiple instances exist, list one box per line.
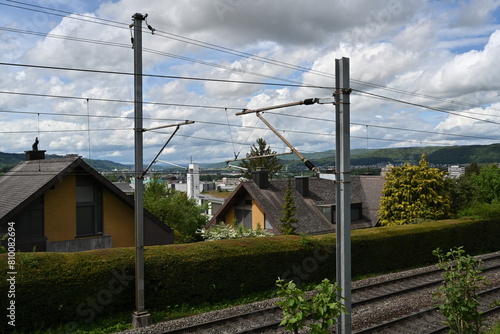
left=433, top=247, right=486, bottom=334
left=457, top=202, right=500, bottom=220
left=276, top=278, right=346, bottom=334
left=198, top=223, right=273, bottom=241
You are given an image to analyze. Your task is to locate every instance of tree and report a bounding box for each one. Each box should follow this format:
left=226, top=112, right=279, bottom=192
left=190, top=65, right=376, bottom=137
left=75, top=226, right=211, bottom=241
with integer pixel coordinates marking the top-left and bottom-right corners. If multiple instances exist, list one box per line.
left=240, top=138, right=283, bottom=179
left=280, top=178, right=298, bottom=235
left=378, top=154, right=451, bottom=226
left=144, top=175, right=207, bottom=243
left=469, top=164, right=500, bottom=204
left=444, top=176, right=478, bottom=215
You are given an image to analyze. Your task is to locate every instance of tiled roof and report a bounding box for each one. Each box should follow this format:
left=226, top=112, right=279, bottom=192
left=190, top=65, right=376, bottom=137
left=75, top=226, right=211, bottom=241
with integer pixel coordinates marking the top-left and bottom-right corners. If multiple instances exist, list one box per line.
left=208, top=175, right=385, bottom=235
left=0, top=157, right=81, bottom=223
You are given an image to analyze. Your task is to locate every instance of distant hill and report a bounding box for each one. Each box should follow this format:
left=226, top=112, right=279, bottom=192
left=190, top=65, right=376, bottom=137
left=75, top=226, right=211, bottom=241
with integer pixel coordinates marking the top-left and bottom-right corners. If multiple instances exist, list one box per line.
left=2, top=143, right=499, bottom=174
left=203, top=143, right=500, bottom=171
left=0, top=152, right=132, bottom=172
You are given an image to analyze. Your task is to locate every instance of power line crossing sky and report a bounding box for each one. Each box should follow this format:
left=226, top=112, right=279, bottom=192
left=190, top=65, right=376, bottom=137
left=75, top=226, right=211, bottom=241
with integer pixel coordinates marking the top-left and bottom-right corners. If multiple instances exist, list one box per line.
left=1, top=0, right=500, bottom=164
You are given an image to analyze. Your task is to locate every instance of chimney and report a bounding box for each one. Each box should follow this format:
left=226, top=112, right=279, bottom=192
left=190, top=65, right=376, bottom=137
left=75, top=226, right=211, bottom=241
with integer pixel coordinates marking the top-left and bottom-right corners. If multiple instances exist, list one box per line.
left=295, top=176, right=309, bottom=197
left=25, top=137, right=45, bottom=160
left=251, top=168, right=269, bottom=189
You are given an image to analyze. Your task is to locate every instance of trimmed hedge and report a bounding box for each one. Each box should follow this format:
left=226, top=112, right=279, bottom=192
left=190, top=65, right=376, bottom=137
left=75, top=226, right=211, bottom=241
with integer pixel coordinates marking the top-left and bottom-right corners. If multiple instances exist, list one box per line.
left=1, top=219, right=499, bottom=332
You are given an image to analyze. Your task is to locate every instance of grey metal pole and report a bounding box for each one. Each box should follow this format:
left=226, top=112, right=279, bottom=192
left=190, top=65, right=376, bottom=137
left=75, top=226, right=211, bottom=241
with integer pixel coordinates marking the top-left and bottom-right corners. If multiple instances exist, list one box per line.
left=132, top=12, right=152, bottom=328
left=335, top=57, right=352, bottom=334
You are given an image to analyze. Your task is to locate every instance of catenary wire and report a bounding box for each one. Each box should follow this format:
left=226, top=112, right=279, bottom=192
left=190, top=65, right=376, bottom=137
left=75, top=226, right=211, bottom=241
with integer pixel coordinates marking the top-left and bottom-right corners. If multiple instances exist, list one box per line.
left=265, top=111, right=500, bottom=142
left=0, top=27, right=312, bottom=86
left=3, top=107, right=498, bottom=144
left=3, top=2, right=500, bottom=151
left=0, top=62, right=333, bottom=90
left=4, top=0, right=500, bottom=114
left=0, top=90, right=243, bottom=110
left=353, top=89, right=500, bottom=126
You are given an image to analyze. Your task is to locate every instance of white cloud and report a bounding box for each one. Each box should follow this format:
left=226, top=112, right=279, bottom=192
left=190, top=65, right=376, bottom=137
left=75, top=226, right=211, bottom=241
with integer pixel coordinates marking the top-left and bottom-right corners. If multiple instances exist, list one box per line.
left=1, top=0, right=500, bottom=165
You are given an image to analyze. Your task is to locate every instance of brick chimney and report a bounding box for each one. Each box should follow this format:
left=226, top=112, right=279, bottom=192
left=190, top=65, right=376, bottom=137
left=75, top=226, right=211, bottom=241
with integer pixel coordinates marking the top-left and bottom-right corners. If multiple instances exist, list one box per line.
left=295, top=176, right=309, bottom=197
left=251, top=168, right=269, bottom=189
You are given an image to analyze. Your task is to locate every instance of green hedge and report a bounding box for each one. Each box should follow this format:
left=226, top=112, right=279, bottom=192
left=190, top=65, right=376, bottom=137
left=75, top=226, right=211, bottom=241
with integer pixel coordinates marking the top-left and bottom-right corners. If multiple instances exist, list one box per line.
left=1, top=219, right=499, bottom=332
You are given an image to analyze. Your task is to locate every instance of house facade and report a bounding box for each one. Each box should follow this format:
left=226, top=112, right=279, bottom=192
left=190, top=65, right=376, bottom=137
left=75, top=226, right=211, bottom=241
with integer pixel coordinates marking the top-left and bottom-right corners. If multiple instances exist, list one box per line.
left=207, top=170, right=385, bottom=235
left=0, top=151, right=173, bottom=252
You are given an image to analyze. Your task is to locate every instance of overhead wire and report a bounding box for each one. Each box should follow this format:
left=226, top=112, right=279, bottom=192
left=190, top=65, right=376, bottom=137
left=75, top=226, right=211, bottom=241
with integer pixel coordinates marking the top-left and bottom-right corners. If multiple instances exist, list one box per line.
left=0, top=90, right=243, bottom=110
left=1, top=108, right=462, bottom=148
left=265, top=111, right=500, bottom=142
left=0, top=26, right=312, bottom=86
left=0, top=1, right=128, bottom=29
left=0, top=62, right=333, bottom=90
left=2, top=0, right=500, bottom=155
left=4, top=0, right=500, bottom=115
left=353, top=89, right=500, bottom=126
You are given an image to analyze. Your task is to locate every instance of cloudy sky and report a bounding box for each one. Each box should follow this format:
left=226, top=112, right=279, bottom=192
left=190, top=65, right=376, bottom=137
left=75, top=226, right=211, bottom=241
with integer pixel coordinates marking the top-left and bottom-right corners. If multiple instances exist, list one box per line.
left=1, top=0, right=500, bottom=167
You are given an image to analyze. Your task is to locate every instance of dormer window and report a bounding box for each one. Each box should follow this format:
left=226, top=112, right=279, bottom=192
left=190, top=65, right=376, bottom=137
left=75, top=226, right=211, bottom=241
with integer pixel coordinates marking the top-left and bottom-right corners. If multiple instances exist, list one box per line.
left=318, top=203, right=362, bottom=223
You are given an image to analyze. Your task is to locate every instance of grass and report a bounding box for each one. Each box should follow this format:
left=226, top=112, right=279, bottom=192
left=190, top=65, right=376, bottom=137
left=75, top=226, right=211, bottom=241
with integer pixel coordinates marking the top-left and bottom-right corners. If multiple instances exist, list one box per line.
left=14, top=286, right=285, bottom=334
left=13, top=313, right=132, bottom=334
left=486, top=322, right=500, bottom=334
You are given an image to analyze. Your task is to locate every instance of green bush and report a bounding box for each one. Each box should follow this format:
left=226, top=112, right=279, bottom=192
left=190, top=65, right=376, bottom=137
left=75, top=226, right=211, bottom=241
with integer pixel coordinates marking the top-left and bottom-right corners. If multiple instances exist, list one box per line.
left=1, top=218, right=499, bottom=332
left=458, top=202, right=500, bottom=220
left=433, top=247, right=486, bottom=334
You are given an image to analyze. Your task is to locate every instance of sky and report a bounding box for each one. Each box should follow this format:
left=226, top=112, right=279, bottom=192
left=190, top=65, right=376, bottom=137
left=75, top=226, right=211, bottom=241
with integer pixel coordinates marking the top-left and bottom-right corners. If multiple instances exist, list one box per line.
left=1, top=0, right=500, bottom=167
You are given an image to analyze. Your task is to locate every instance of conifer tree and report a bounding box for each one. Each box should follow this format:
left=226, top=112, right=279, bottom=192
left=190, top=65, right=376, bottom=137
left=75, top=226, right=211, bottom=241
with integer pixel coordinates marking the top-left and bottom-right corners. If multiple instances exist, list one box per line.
left=378, top=154, right=451, bottom=226
left=240, top=138, right=283, bottom=179
left=280, top=178, right=298, bottom=235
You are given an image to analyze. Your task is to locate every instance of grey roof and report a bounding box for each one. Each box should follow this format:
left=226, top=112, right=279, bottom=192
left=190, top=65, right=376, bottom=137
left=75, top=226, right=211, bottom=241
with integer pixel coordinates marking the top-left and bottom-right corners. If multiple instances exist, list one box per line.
left=208, top=175, right=385, bottom=235
left=0, top=157, right=171, bottom=235
left=0, top=157, right=81, bottom=223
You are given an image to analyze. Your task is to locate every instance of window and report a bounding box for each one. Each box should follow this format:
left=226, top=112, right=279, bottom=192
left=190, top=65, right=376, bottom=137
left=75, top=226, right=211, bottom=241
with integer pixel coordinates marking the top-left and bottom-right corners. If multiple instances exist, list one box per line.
left=351, top=203, right=362, bottom=220
left=76, top=175, right=103, bottom=237
left=320, top=205, right=334, bottom=223
left=17, top=196, right=44, bottom=237
left=235, top=197, right=252, bottom=229
left=319, top=203, right=362, bottom=223
left=264, top=214, right=273, bottom=229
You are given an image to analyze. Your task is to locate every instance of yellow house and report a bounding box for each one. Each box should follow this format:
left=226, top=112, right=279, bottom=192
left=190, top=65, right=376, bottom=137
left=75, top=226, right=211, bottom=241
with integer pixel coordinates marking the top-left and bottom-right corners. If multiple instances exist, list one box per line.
left=207, top=170, right=386, bottom=235
left=0, top=152, right=173, bottom=252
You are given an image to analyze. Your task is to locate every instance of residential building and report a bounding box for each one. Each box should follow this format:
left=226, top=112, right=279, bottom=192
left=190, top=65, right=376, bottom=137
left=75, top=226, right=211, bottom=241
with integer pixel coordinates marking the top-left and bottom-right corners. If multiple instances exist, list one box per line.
left=0, top=150, right=173, bottom=252
left=447, top=165, right=466, bottom=178
left=207, top=170, right=385, bottom=235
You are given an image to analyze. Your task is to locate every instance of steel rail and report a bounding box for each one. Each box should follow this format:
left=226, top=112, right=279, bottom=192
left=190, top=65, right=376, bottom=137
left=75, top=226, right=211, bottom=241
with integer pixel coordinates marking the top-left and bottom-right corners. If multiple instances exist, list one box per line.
left=157, top=254, right=500, bottom=334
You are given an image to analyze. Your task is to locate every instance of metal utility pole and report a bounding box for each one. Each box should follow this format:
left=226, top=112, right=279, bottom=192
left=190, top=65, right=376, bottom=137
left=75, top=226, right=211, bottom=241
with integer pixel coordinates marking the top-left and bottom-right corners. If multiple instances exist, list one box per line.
left=335, top=57, right=352, bottom=334
left=131, top=12, right=152, bottom=328
left=234, top=59, right=353, bottom=334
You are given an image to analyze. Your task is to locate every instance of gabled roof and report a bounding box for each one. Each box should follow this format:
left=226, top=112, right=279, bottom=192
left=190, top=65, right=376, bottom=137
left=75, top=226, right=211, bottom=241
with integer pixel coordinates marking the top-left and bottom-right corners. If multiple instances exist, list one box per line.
left=0, top=157, right=171, bottom=234
left=208, top=175, right=385, bottom=235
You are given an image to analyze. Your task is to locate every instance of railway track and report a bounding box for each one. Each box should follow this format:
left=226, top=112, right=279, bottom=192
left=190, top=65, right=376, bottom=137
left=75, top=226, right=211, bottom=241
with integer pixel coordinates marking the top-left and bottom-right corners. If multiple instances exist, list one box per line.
left=118, top=252, right=500, bottom=334
left=354, top=286, right=500, bottom=334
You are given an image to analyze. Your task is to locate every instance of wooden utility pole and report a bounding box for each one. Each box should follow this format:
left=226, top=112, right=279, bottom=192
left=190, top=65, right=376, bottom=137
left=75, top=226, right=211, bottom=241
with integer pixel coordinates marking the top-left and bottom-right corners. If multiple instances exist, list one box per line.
left=335, top=57, right=352, bottom=334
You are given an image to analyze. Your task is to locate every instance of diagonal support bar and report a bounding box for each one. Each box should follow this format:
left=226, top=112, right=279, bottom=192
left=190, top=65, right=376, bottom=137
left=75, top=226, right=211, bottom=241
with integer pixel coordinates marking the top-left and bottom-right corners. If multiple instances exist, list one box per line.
left=142, top=120, right=195, bottom=176
left=255, top=112, right=319, bottom=173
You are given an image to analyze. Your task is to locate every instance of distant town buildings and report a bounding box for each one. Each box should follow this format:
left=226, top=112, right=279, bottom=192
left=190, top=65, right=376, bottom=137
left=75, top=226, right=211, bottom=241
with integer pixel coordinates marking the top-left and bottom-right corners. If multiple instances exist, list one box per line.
left=447, top=165, right=466, bottom=178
